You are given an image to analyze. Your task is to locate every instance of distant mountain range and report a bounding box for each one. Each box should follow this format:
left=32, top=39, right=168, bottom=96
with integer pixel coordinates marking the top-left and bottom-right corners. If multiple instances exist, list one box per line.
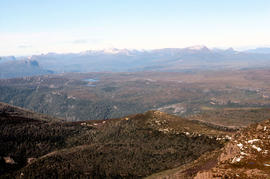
left=244, top=47, right=270, bottom=54
left=1, top=46, right=270, bottom=78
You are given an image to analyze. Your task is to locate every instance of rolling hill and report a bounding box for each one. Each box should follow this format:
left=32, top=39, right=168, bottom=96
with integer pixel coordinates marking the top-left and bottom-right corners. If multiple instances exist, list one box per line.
left=0, top=102, right=232, bottom=178
left=1, top=102, right=270, bottom=178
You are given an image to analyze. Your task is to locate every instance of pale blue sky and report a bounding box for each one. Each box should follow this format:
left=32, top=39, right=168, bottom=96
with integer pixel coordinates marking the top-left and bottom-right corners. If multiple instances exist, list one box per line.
left=1, top=0, right=270, bottom=55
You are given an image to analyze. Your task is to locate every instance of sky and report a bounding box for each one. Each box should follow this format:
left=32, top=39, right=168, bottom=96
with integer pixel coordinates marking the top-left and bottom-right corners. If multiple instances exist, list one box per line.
left=1, top=0, right=270, bottom=56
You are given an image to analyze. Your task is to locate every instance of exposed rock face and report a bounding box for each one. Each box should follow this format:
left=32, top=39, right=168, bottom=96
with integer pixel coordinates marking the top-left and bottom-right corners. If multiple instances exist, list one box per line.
left=3, top=156, right=15, bottom=164
left=195, top=119, right=270, bottom=178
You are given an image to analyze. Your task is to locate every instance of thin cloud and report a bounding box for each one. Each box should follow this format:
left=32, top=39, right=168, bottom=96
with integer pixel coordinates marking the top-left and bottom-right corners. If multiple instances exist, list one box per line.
left=17, top=44, right=32, bottom=48
left=70, top=38, right=102, bottom=45
left=72, top=39, right=89, bottom=44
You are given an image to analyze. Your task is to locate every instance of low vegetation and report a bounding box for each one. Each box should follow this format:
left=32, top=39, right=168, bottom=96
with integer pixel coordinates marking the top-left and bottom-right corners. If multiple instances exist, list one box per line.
left=1, top=69, right=270, bottom=123
left=0, top=103, right=230, bottom=178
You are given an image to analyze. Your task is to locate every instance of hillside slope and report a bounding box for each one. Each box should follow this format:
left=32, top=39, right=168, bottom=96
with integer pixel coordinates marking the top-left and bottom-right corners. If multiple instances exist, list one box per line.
left=0, top=104, right=232, bottom=178
left=0, top=102, right=89, bottom=176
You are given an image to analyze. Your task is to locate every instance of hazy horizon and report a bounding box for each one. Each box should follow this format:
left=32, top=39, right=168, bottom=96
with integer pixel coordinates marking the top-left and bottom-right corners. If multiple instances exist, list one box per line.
left=4, top=45, right=270, bottom=58
left=1, top=0, right=270, bottom=56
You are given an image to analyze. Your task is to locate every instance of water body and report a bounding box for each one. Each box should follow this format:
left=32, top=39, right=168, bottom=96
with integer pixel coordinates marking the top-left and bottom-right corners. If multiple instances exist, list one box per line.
left=83, top=78, right=99, bottom=87
left=83, top=78, right=99, bottom=82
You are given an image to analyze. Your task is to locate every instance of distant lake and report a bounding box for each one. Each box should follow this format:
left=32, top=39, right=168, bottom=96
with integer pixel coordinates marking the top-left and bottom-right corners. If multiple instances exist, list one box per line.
left=83, top=78, right=99, bottom=87
left=83, top=78, right=99, bottom=82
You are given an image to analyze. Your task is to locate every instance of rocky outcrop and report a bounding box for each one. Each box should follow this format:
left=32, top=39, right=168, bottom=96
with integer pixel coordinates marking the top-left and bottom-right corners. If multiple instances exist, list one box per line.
left=195, top=119, right=270, bottom=178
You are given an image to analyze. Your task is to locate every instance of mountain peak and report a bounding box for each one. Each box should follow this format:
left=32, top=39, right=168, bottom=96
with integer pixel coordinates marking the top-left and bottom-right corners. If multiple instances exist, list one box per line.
left=212, top=47, right=236, bottom=53
left=103, top=48, right=121, bottom=54
left=186, top=45, right=209, bottom=51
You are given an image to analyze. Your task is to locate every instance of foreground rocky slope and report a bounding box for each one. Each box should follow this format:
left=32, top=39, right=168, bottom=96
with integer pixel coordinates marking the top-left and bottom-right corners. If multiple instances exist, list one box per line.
left=150, top=116, right=270, bottom=178
left=195, top=118, right=270, bottom=178
left=0, top=103, right=232, bottom=178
